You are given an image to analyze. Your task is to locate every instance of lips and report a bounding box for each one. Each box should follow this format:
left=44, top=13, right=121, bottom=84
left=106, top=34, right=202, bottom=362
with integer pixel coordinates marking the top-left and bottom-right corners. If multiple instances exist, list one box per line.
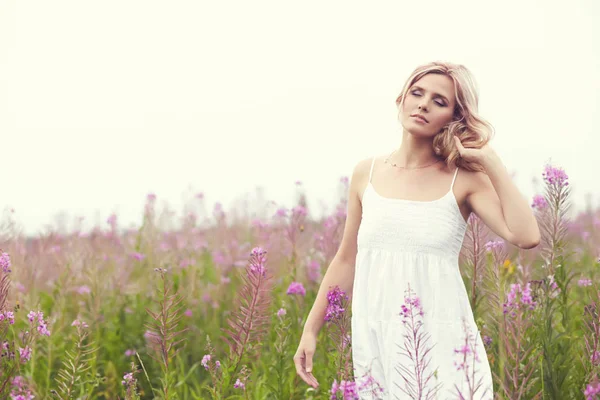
left=411, top=114, right=428, bottom=123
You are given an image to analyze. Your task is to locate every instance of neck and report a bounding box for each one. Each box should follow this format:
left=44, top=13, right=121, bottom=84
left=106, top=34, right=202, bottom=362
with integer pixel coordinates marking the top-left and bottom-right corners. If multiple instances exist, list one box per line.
left=392, top=133, right=441, bottom=168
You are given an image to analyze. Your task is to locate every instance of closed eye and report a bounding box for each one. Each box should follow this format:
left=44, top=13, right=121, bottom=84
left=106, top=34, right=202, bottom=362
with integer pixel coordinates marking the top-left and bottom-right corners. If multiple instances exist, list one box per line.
left=410, top=91, right=447, bottom=107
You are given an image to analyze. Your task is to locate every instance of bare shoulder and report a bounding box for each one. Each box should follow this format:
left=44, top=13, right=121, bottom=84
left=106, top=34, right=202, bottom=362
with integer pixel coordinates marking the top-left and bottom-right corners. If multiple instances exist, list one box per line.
left=457, top=167, right=494, bottom=202
left=350, top=156, right=376, bottom=200
left=351, top=156, right=375, bottom=180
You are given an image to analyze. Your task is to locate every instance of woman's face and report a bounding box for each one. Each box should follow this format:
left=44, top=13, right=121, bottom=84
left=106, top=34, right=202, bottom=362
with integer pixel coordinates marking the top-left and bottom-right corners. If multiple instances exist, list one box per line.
left=400, top=73, right=457, bottom=137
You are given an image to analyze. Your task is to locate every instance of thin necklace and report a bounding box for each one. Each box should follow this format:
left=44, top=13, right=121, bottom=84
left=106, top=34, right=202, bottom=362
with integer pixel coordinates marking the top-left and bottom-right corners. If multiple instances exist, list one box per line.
left=384, top=149, right=442, bottom=170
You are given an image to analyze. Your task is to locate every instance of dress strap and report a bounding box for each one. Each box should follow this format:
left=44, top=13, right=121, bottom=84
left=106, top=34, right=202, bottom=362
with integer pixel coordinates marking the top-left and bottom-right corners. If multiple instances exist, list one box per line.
left=368, top=157, right=376, bottom=183
left=450, top=167, right=459, bottom=191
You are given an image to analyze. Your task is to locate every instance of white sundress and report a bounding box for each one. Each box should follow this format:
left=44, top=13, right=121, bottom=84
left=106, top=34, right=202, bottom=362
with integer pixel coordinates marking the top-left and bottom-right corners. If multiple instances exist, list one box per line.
left=351, top=156, right=494, bottom=399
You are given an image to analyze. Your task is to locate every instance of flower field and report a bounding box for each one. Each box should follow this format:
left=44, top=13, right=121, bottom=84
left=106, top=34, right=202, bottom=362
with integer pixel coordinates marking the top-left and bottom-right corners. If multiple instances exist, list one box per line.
left=1, top=163, right=599, bottom=399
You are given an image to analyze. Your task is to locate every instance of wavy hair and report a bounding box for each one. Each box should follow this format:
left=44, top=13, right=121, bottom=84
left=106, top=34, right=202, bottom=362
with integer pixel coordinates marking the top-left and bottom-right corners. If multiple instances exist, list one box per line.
left=395, top=61, right=494, bottom=173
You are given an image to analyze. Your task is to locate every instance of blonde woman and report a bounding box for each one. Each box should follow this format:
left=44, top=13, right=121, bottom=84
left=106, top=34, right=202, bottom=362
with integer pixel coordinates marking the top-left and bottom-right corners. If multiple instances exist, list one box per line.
left=293, top=61, right=541, bottom=399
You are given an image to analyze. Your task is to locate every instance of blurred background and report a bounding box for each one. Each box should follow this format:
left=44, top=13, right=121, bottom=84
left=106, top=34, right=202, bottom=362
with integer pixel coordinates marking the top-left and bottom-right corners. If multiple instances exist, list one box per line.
left=1, top=0, right=598, bottom=236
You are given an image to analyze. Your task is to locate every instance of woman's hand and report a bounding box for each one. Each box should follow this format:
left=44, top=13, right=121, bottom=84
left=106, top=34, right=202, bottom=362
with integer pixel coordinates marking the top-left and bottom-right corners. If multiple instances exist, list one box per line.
left=293, top=332, right=319, bottom=389
left=453, top=135, right=496, bottom=164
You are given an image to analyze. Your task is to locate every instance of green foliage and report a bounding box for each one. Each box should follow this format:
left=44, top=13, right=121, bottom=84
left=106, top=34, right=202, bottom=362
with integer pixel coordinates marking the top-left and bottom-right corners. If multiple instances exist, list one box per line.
left=1, top=165, right=599, bottom=399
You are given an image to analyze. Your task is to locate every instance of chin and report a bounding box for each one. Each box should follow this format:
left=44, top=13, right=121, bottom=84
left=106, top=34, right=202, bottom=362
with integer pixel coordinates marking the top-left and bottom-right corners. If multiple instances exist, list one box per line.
left=403, top=124, right=436, bottom=138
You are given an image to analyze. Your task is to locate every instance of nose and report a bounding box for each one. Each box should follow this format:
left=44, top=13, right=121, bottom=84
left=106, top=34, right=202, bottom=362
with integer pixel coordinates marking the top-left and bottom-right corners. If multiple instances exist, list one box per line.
left=418, top=101, right=428, bottom=112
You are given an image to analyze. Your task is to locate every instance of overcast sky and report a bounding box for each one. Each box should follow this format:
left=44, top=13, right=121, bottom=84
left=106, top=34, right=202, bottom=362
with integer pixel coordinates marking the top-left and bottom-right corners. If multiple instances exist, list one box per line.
left=1, top=0, right=598, bottom=236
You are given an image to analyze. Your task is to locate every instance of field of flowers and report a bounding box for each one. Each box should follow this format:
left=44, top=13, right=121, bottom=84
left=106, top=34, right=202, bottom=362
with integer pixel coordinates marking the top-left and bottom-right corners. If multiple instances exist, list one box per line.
left=1, top=163, right=599, bottom=399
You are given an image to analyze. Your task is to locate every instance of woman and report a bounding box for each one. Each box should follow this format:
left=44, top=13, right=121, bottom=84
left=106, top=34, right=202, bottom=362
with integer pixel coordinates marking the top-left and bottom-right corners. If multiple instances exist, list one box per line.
left=293, top=61, right=541, bottom=399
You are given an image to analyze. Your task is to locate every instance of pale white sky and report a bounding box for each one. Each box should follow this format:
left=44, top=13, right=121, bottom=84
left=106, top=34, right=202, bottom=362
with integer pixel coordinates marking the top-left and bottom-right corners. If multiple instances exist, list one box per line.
left=1, top=0, right=598, bottom=236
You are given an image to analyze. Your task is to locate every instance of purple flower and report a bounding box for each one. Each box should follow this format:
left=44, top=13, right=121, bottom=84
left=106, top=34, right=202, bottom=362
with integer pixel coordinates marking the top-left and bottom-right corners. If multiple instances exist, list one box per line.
left=330, top=379, right=340, bottom=399
left=12, top=376, right=25, bottom=388
left=26, top=311, right=37, bottom=323
left=25, top=311, right=50, bottom=336
left=249, top=247, right=267, bottom=275
left=356, top=373, right=385, bottom=397
left=287, top=282, right=306, bottom=296
left=125, top=349, right=136, bottom=357
left=484, top=240, right=505, bottom=252
left=542, top=164, right=569, bottom=187
left=307, top=260, right=321, bottom=283
left=330, top=379, right=358, bottom=399
left=130, top=252, right=145, bottom=261
left=276, top=308, right=287, bottom=318
left=0, top=251, right=11, bottom=273
left=122, top=372, right=135, bottom=386
left=340, top=380, right=358, bottom=398
left=292, top=205, right=307, bottom=218
left=399, top=293, right=424, bottom=323
left=578, top=278, right=593, bottom=287
left=107, top=213, right=117, bottom=227
left=201, top=354, right=211, bottom=370
left=503, top=282, right=537, bottom=316
left=454, top=343, right=472, bottom=356
left=584, top=381, right=600, bottom=399
left=18, top=346, right=32, bottom=363
left=325, top=286, right=348, bottom=321
left=531, top=194, right=548, bottom=209
left=76, top=285, right=91, bottom=295
left=483, top=335, right=492, bottom=347
left=233, top=378, right=245, bottom=389
left=9, top=375, right=34, bottom=400
left=6, top=311, right=15, bottom=324
left=71, top=319, right=89, bottom=329
left=275, top=208, right=288, bottom=217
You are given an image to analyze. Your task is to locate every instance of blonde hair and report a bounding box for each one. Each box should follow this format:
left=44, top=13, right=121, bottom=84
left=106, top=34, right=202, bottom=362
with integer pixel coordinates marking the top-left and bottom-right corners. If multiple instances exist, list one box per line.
left=395, top=61, right=494, bottom=173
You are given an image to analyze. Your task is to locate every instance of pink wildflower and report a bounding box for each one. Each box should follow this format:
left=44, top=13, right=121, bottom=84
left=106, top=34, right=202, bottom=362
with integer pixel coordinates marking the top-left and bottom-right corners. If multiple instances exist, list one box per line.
left=201, top=354, right=211, bottom=370
left=249, top=247, right=267, bottom=275
left=325, top=286, right=348, bottom=321
left=542, top=164, right=569, bottom=186
left=0, top=251, right=11, bottom=273
left=18, top=346, right=32, bottom=363
left=287, top=282, right=306, bottom=296
left=130, top=252, right=145, bottom=261
left=584, top=381, right=600, bottom=399
left=76, top=285, right=91, bottom=295
left=71, top=319, right=89, bottom=328
left=233, top=378, right=245, bottom=389
left=578, top=278, right=593, bottom=287
left=531, top=194, right=548, bottom=209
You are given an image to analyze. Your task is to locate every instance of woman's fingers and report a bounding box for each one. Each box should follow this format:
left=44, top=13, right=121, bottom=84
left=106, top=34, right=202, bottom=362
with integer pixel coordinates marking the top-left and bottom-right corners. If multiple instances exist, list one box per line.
left=304, top=351, right=319, bottom=388
left=307, top=371, right=319, bottom=388
left=293, top=352, right=319, bottom=388
left=293, top=353, right=312, bottom=387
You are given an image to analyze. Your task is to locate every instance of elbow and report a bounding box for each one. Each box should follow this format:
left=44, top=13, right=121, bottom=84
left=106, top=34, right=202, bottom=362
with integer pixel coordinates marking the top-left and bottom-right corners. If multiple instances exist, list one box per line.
left=519, top=236, right=541, bottom=250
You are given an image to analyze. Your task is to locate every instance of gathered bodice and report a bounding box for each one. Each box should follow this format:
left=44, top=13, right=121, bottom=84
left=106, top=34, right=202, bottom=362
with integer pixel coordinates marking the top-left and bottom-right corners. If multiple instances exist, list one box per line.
left=357, top=157, right=468, bottom=261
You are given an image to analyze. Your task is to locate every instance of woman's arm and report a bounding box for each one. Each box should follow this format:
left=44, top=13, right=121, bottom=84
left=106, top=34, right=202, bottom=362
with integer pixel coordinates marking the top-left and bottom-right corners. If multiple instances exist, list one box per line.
left=302, top=157, right=369, bottom=335
left=467, top=151, right=541, bottom=249
left=293, top=157, right=369, bottom=388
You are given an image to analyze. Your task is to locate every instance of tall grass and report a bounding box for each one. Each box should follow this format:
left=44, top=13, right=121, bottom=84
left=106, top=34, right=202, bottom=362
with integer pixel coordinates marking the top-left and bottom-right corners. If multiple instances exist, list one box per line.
left=0, top=163, right=599, bottom=399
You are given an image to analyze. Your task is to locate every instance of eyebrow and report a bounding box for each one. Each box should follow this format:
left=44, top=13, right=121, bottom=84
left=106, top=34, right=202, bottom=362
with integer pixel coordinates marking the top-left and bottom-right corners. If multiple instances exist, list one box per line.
left=410, top=85, right=450, bottom=103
